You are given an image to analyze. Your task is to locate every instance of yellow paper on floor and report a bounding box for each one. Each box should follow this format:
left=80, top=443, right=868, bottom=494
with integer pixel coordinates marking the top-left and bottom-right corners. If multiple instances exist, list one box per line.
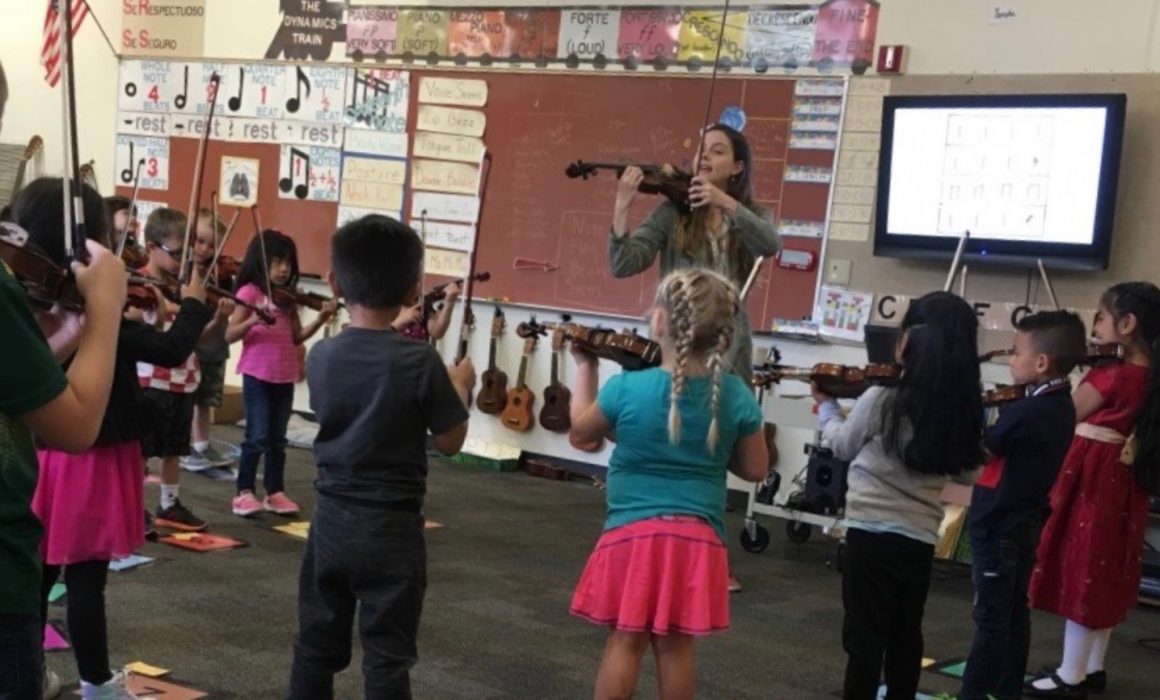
left=168, top=532, right=200, bottom=541
left=274, top=522, right=311, bottom=540
left=424, top=520, right=443, bottom=530
left=921, top=657, right=935, bottom=668
left=125, top=661, right=169, bottom=677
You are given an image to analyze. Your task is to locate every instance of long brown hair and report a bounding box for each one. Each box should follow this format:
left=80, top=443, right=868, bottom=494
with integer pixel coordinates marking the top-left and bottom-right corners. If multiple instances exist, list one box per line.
left=675, top=124, right=761, bottom=278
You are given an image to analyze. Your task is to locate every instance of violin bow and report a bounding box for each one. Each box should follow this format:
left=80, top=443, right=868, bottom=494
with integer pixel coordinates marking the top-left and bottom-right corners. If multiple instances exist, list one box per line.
left=943, top=229, right=970, bottom=293
left=180, top=71, right=221, bottom=283
left=1036, top=258, right=1061, bottom=311
left=418, top=208, right=430, bottom=330
left=117, top=157, right=145, bottom=258
left=208, top=208, right=241, bottom=286
left=740, top=255, right=766, bottom=302
left=251, top=205, right=274, bottom=301
left=692, top=0, right=733, bottom=176
left=56, top=0, right=87, bottom=264
left=207, top=193, right=220, bottom=284
left=456, top=150, right=492, bottom=364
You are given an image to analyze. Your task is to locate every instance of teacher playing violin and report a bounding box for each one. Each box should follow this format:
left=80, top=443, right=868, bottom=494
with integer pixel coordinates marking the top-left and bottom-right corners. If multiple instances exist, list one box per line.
left=609, top=124, right=780, bottom=381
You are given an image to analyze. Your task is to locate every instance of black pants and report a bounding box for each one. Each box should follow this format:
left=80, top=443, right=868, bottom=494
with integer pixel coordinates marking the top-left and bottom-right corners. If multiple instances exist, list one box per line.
left=959, top=524, right=1041, bottom=700
left=39, top=559, right=112, bottom=686
left=288, top=495, right=426, bottom=700
left=842, top=528, right=935, bottom=700
left=0, top=613, right=42, bottom=700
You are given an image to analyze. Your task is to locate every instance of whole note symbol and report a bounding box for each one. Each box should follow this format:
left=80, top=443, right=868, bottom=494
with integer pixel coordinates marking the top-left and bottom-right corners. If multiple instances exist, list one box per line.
left=285, top=66, right=311, bottom=113
left=228, top=66, right=245, bottom=112
left=279, top=148, right=311, bottom=200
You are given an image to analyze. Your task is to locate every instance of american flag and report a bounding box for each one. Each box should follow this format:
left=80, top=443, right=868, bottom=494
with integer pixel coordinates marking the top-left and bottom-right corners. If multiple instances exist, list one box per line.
left=41, top=0, right=89, bottom=88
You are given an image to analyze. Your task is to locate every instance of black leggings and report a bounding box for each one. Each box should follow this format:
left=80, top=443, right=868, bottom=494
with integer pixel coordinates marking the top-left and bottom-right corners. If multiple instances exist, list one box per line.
left=40, top=559, right=113, bottom=686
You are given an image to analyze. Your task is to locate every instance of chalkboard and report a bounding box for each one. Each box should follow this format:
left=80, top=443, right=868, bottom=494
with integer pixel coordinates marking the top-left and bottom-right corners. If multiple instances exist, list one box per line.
left=405, top=70, right=837, bottom=327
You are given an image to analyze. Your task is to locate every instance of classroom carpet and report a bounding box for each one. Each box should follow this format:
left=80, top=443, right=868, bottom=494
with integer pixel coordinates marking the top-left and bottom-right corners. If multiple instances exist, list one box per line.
left=45, top=426, right=1160, bottom=699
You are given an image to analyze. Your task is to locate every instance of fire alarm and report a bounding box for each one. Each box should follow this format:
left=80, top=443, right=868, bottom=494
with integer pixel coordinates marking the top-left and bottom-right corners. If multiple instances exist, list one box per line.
left=877, top=45, right=906, bottom=74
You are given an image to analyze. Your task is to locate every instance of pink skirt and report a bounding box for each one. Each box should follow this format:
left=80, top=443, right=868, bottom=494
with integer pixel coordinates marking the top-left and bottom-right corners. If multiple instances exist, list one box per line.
left=33, top=441, right=145, bottom=565
left=570, top=516, right=730, bottom=636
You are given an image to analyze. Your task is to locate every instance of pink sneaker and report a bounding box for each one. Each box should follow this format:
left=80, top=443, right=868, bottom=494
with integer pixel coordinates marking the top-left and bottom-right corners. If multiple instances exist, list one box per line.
left=264, top=492, right=299, bottom=515
left=231, top=491, right=262, bottom=517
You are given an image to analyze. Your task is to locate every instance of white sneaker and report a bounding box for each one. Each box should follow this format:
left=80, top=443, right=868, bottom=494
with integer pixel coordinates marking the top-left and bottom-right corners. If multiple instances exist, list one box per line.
left=43, top=669, right=61, bottom=699
left=80, top=670, right=135, bottom=700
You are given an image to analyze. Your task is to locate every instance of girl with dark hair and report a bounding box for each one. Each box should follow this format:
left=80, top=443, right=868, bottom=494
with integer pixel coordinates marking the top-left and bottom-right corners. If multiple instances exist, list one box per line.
left=16, top=178, right=211, bottom=698
left=226, top=231, right=335, bottom=519
left=811, top=291, right=984, bottom=700
left=1025, top=281, right=1160, bottom=697
left=609, top=124, right=781, bottom=382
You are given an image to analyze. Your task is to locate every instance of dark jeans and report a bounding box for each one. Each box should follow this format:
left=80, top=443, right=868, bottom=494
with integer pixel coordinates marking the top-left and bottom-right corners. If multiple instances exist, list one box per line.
left=39, top=560, right=112, bottom=686
left=842, top=528, right=935, bottom=700
left=238, top=375, right=294, bottom=495
left=288, top=495, right=427, bottom=700
left=960, top=524, right=1041, bottom=700
left=0, top=613, right=42, bottom=700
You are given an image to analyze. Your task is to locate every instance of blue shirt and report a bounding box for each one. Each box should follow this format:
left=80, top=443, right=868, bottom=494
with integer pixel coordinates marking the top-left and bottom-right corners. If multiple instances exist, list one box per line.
left=597, top=367, right=764, bottom=542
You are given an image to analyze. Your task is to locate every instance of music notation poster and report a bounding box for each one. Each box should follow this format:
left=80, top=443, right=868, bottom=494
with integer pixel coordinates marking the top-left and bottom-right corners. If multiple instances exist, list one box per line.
left=115, top=135, right=170, bottom=191
left=278, top=146, right=340, bottom=202
left=344, top=68, right=410, bottom=133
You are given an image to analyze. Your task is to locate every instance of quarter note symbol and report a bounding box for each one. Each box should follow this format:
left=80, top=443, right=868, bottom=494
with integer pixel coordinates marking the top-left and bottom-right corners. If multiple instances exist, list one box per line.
left=120, top=142, right=135, bottom=184
left=278, top=148, right=311, bottom=200
left=228, top=67, right=245, bottom=112
left=174, top=66, right=189, bottom=110
left=285, top=66, right=311, bottom=113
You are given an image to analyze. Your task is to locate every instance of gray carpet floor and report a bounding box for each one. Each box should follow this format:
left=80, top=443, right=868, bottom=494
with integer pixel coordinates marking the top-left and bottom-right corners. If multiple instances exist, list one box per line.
left=45, top=426, right=1160, bottom=699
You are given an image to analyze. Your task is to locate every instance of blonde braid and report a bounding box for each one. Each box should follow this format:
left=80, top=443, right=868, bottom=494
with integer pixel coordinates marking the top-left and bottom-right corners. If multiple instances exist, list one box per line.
left=668, top=280, right=694, bottom=445
left=706, top=290, right=738, bottom=452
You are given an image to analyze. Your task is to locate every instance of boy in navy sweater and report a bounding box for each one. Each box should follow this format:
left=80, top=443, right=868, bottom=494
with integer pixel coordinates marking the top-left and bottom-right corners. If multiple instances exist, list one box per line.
left=960, top=310, right=1087, bottom=700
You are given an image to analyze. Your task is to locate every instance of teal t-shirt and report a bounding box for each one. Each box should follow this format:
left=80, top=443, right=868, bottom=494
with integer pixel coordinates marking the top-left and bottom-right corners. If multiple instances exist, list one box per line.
left=0, top=262, right=68, bottom=616
left=597, top=367, right=763, bottom=542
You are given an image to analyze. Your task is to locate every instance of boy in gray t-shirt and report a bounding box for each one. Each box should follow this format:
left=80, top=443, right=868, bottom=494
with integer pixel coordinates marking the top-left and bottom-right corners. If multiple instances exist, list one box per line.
left=288, top=215, right=475, bottom=699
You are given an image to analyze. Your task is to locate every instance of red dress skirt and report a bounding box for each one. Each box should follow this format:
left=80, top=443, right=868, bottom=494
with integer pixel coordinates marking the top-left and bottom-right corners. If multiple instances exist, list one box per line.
left=1029, top=363, right=1151, bottom=628
left=570, top=516, right=730, bottom=636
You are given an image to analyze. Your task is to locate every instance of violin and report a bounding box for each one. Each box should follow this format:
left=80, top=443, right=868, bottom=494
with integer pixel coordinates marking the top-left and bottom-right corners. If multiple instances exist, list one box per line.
left=752, top=362, right=903, bottom=399
left=270, top=285, right=343, bottom=313
left=120, top=242, right=149, bottom=269
left=982, top=384, right=1027, bottom=407
left=145, top=270, right=275, bottom=325
left=545, top=321, right=661, bottom=371
left=0, top=237, right=84, bottom=311
left=211, top=255, right=240, bottom=285
left=565, top=161, right=693, bottom=213
left=425, top=271, right=490, bottom=305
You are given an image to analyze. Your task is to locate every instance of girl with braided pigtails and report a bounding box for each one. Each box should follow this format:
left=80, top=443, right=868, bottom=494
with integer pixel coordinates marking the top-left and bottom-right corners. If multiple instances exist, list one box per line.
left=567, top=268, right=769, bottom=700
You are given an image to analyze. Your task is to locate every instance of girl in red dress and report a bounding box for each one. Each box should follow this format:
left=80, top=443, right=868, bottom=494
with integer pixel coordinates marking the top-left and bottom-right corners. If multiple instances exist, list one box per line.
left=1025, top=282, right=1160, bottom=697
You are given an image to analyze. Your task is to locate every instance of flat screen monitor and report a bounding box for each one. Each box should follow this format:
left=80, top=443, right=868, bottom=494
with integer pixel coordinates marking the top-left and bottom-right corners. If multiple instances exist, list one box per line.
left=874, top=93, right=1126, bottom=270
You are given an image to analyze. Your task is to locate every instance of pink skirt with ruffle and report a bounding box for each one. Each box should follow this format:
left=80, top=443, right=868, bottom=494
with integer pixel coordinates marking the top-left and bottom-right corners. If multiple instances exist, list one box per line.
left=33, top=441, right=145, bottom=565
left=570, top=516, right=730, bottom=636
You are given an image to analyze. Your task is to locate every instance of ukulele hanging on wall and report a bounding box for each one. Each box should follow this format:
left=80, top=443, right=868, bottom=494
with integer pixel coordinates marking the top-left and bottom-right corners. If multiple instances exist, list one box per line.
left=502, top=329, right=540, bottom=433
left=475, top=308, right=509, bottom=415
left=539, top=327, right=572, bottom=432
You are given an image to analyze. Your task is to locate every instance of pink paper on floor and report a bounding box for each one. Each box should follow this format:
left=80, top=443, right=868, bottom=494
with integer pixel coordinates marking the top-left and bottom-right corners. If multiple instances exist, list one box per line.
left=43, top=623, right=69, bottom=651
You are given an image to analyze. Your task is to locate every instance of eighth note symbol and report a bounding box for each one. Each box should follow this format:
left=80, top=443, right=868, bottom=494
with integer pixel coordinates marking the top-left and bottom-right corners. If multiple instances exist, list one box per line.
left=285, top=66, right=311, bottom=113
left=279, top=148, right=310, bottom=200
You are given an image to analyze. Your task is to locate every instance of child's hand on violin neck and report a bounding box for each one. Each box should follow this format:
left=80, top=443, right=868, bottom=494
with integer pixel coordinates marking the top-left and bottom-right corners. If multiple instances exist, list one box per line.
left=72, top=240, right=128, bottom=313
left=689, top=176, right=731, bottom=210
left=180, top=264, right=207, bottom=304
left=616, top=166, right=644, bottom=208
left=569, top=343, right=599, bottom=367
left=215, top=298, right=236, bottom=319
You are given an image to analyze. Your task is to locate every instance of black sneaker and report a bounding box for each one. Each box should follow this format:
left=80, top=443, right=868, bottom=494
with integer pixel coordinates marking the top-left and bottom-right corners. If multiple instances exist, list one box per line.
left=155, top=499, right=208, bottom=532
left=1087, top=670, right=1106, bottom=693
left=144, top=510, right=158, bottom=541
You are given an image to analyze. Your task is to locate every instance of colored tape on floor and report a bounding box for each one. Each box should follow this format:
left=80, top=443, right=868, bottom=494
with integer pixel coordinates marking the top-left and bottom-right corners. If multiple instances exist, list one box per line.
left=161, top=533, right=246, bottom=552
left=125, top=673, right=207, bottom=699
left=43, top=622, right=69, bottom=652
left=109, top=554, right=154, bottom=572
left=274, top=521, right=311, bottom=540
left=877, top=687, right=936, bottom=700
left=125, top=661, right=170, bottom=678
left=48, top=583, right=66, bottom=604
